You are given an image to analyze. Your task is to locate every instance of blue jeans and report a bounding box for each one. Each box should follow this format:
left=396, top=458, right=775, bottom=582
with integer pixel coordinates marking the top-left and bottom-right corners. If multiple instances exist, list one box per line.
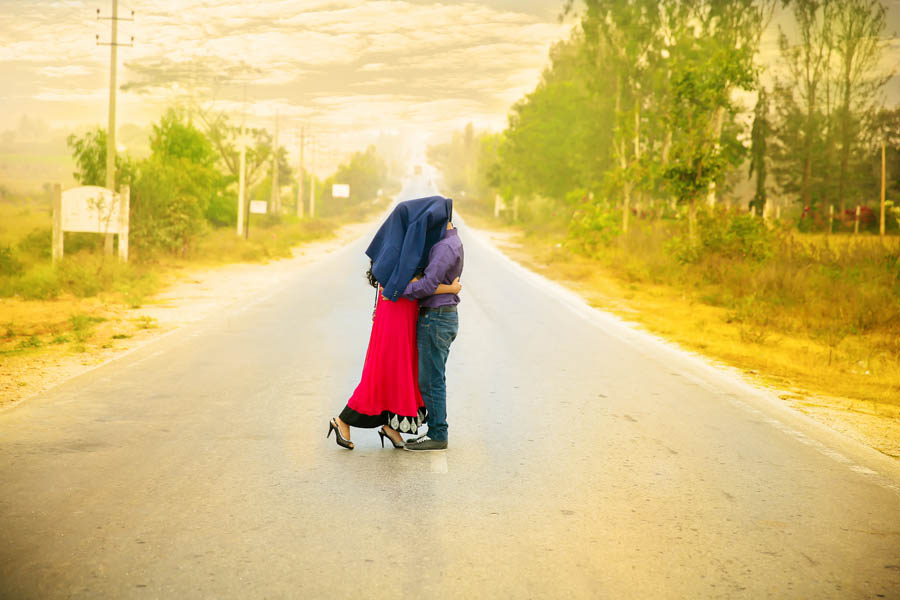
left=417, top=308, right=458, bottom=442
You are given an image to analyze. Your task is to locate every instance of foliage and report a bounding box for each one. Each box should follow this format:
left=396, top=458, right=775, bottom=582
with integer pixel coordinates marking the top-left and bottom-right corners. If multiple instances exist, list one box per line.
left=65, top=127, right=137, bottom=189
left=670, top=211, right=776, bottom=264
left=130, top=109, right=227, bottom=256
left=324, top=145, right=387, bottom=215
left=0, top=245, right=23, bottom=277
left=17, top=228, right=51, bottom=260
left=772, top=0, right=889, bottom=215
left=567, top=191, right=621, bottom=256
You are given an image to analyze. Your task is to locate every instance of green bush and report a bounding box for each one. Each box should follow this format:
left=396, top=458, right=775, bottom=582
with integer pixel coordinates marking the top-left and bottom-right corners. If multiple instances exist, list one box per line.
left=17, top=228, right=51, bottom=260
left=669, top=211, right=776, bottom=264
left=57, top=259, right=104, bottom=297
left=0, top=245, right=24, bottom=277
left=205, top=189, right=237, bottom=227
left=64, top=232, right=104, bottom=255
left=568, top=202, right=621, bottom=256
left=15, top=265, right=61, bottom=300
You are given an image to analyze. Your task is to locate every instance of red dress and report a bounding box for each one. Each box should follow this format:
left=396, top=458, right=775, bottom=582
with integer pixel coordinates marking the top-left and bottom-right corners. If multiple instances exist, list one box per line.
left=339, top=289, right=427, bottom=433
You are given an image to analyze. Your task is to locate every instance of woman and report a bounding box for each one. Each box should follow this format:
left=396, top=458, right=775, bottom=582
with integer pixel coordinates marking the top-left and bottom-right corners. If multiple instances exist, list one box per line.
left=327, top=196, right=458, bottom=450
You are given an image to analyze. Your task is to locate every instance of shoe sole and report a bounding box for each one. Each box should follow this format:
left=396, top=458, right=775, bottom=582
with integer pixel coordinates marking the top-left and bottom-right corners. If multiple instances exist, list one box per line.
left=403, top=446, right=447, bottom=452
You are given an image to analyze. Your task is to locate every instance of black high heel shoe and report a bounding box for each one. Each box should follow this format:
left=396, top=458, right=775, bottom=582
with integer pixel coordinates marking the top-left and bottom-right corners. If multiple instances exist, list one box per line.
left=378, top=426, right=404, bottom=449
left=327, top=418, right=354, bottom=450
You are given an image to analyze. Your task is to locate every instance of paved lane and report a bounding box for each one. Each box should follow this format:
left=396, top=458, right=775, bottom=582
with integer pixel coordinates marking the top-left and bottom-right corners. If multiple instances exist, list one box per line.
left=2, top=203, right=900, bottom=598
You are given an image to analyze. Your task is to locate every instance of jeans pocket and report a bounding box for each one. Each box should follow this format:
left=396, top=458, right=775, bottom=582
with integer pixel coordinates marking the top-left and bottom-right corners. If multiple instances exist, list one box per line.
left=435, top=317, right=458, bottom=346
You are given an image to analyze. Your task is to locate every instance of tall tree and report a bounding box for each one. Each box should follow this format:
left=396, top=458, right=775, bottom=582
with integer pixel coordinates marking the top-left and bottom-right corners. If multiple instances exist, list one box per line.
left=749, top=88, right=770, bottom=216
left=772, top=0, right=837, bottom=213
left=832, top=0, right=890, bottom=213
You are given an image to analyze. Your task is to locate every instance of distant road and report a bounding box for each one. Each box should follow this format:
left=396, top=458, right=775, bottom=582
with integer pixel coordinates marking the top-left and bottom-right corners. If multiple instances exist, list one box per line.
left=1, top=178, right=899, bottom=598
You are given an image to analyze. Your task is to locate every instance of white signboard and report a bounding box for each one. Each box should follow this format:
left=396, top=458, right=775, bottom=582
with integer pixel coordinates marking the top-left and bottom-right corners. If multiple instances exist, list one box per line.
left=250, top=200, right=268, bottom=214
left=53, top=184, right=130, bottom=262
left=332, top=184, right=350, bottom=198
left=61, top=186, right=121, bottom=234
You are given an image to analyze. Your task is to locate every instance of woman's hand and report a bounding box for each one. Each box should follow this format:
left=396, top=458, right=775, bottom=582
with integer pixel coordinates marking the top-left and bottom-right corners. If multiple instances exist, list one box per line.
left=449, top=276, right=461, bottom=294
left=434, top=277, right=462, bottom=295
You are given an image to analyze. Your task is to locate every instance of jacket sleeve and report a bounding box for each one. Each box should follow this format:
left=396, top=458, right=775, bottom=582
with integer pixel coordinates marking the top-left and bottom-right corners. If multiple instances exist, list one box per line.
left=382, top=216, right=427, bottom=301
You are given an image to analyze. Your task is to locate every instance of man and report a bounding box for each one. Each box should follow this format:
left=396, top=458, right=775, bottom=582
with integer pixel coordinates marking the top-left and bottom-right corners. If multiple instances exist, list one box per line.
left=402, top=220, right=464, bottom=451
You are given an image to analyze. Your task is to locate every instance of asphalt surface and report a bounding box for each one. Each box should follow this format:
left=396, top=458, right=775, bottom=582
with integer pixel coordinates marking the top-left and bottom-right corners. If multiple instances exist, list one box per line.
left=2, top=180, right=900, bottom=599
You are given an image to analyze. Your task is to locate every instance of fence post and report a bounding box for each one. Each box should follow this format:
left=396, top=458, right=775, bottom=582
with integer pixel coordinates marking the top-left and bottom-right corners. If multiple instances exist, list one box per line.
left=854, top=205, right=860, bottom=235
left=828, top=205, right=834, bottom=235
left=52, top=184, right=63, bottom=263
left=118, top=185, right=129, bottom=262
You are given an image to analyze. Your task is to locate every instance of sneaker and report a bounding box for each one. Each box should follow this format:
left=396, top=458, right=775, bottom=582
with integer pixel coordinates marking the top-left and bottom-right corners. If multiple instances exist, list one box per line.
left=404, top=433, right=428, bottom=445
left=404, top=436, right=447, bottom=452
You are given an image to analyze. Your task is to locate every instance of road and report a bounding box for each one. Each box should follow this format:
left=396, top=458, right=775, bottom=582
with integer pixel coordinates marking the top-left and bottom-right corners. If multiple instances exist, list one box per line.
left=2, top=180, right=900, bottom=599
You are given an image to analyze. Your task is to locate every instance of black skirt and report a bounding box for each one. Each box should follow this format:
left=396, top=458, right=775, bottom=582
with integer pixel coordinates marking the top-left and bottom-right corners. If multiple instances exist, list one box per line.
left=339, top=405, right=428, bottom=433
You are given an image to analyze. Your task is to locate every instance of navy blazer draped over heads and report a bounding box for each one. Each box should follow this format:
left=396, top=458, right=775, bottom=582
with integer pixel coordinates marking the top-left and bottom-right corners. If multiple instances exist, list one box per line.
left=365, top=196, right=453, bottom=302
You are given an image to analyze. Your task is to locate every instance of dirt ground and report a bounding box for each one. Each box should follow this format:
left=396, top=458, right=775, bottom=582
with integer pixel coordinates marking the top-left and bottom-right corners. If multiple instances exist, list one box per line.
left=0, top=219, right=375, bottom=411
left=478, top=227, right=900, bottom=461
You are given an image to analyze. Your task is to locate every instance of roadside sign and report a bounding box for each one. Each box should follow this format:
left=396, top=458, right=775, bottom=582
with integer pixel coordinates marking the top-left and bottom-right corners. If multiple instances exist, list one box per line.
left=53, top=185, right=130, bottom=262
left=250, top=200, right=267, bottom=214
left=332, top=184, right=350, bottom=198
left=60, top=186, right=121, bottom=233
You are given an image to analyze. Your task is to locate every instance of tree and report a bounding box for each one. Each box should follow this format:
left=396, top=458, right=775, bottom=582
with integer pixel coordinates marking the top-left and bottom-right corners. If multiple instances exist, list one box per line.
left=200, top=112, right=278, bottom=193
left=664, top=42, right=755, bottom=238
left=580, top=0, right=660, bottom=232
left=772, top=0, right=839, bottom=215
left=66, top=127, right=136, bottom=189
left=832, top=0, right=890, bottom=213
left=131, top=109, right=227, bottom=255
left=749, top=88, right=770, bottom=216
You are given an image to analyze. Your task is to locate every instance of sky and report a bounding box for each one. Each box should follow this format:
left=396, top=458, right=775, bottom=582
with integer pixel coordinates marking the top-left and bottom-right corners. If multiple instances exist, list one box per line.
left=1, top=0, right=899, bottom=175
left=0, top=0, right=574, bottom=171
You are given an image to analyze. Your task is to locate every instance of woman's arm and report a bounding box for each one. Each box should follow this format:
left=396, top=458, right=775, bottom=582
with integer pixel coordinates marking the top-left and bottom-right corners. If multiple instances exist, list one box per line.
left=434, top=277, right=461, bottom=296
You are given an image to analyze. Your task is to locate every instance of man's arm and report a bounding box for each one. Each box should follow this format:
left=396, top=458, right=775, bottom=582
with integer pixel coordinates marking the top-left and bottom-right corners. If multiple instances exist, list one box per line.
left=403, top=250, right=455, bottom=299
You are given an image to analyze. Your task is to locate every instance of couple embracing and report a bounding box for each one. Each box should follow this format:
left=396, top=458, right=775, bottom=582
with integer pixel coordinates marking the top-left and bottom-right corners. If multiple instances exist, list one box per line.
left=327, top=196, right=464, bottom=452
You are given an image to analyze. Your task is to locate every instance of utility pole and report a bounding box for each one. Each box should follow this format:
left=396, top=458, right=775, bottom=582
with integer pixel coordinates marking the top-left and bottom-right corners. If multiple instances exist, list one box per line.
left=297, top=126, right=305, bottom=218
left=309, top=137, right=317, bottom=218
left=236, top=121, right=249, bottom=237
left=881, top=139, right=886, bottom=238
left=96, top=0, right=132, bottom=255
left=270, top=112, right=280, bottom=214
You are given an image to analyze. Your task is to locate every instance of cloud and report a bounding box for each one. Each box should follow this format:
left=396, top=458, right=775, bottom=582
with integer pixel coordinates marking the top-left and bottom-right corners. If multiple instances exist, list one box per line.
left=1, top=0, right=574, bottom=158
left=40, top=65, right=94, bottom=78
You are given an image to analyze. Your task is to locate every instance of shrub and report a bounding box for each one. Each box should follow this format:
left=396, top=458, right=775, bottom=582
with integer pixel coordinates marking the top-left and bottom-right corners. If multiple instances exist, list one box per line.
left=57, top=259, right=104, bottom=297
left=568, top=203, right=621, bottom=256
left=15, top=265, right=61, bottom=300
left=0, top=245, right=24, bottom=277
left=17, top=228, right=51, bottom=260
